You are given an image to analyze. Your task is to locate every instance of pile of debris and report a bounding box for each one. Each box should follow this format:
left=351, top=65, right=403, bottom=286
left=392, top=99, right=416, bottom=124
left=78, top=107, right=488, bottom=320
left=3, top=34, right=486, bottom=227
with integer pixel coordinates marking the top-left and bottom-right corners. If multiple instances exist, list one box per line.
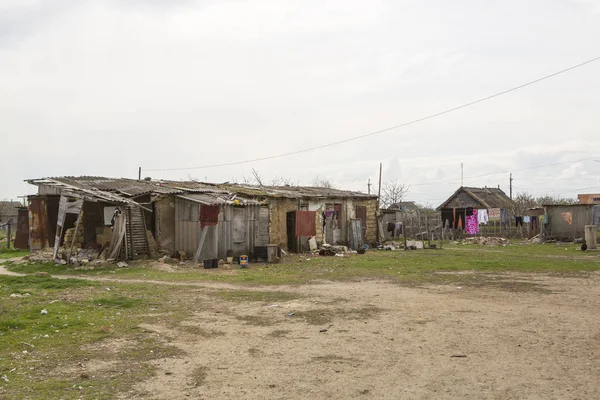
left=318, top=244, right=348, bottom=256
left=463, top=237, right=510, bottom=246
left=527, top=234, right=543, bottom=244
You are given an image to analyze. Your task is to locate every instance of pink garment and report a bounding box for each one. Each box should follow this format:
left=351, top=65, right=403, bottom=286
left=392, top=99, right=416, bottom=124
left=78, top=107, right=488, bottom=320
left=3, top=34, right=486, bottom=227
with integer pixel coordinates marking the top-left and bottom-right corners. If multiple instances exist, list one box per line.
left=465, top=209, right=479, bottom=235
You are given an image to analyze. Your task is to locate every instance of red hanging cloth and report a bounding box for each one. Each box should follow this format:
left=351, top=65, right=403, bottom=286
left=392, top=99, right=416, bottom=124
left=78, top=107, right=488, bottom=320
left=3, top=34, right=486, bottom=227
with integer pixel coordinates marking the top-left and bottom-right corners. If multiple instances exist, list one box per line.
left=200, top=205, right=220, bottom=229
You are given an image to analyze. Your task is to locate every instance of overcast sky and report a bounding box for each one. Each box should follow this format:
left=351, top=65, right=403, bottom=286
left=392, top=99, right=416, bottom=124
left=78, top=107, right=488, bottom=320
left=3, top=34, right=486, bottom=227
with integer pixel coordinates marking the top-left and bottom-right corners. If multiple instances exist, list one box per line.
left=2, top=0, right=599, bottom=206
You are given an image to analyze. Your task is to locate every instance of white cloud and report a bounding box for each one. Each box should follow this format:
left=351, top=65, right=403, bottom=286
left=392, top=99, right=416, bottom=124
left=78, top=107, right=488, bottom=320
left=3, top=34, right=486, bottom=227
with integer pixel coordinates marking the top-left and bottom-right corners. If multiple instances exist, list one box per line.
left=1, top=0, right=599, bottom=204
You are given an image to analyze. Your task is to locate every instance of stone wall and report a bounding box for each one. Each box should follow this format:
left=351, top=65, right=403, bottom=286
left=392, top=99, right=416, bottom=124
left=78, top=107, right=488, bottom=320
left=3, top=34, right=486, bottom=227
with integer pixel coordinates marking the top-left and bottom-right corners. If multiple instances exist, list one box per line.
left=268, top=198, right=298, bottom=249
left=353, top=198, right=378, bottom=243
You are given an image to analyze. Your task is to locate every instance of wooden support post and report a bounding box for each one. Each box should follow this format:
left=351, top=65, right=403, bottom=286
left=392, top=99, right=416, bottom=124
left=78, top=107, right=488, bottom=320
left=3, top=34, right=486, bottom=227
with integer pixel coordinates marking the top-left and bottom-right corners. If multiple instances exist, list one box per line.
left=68, top=209, right=83, bottom=263
left=194, top=226, right=209, bottom=262
left=402, top=214, right=407, bottom=250
left=6, top=221, right=11, bottom=250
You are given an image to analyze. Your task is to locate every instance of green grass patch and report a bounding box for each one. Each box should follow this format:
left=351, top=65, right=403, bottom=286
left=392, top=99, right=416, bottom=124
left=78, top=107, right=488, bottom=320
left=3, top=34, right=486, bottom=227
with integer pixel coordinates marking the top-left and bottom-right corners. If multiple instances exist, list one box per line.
left=6, top=244, right=600, bottom=288
left=0, top=278, right=181, bottom=399
left=1, top=275, right=98, bottom=292
left=0, top=248, right=29, bottom=259
left=91, top=296, right=142, bottom=309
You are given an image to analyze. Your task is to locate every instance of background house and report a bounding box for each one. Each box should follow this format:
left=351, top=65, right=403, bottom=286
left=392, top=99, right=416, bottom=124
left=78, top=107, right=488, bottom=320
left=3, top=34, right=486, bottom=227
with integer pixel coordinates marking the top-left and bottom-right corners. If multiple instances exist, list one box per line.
left=0, top=200, right=20, bottom=230
left=577, top=193, right=600, bottom=204
left=437, top=186, right=517, bottom=236
left=544, top=203, right=600, bottom=241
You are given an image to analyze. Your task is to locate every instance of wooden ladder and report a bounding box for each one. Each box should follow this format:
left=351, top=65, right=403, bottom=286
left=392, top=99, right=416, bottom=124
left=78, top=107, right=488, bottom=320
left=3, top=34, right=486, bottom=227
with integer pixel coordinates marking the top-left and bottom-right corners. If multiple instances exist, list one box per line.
left=126, top=205, right=150, bottom=259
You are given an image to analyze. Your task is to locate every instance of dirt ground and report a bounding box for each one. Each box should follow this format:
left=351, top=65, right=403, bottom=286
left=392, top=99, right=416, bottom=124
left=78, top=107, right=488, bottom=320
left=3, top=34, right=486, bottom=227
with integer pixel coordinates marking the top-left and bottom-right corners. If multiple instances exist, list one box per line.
left=84, top=272, right=600, bottom=399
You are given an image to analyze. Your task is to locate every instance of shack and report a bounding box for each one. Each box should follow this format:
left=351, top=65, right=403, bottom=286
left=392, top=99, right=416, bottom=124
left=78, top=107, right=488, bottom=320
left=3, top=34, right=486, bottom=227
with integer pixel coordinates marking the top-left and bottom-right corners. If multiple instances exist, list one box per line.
left=23, top=176, right=377, bottom=260
left=0, top=201, right=20, bottom=230
left=437, top=187, right=516, bottom=236
left=25, top=178, right=154, bottom=262
left=217, top=184, right=378, bottom=251
left=543, top=204, right=600, bottom=241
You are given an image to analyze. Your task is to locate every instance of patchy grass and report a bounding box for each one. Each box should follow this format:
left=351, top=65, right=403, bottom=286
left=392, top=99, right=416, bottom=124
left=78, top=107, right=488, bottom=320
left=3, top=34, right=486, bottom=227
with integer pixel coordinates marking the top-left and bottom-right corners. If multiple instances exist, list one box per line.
left=293, top=306, right=384, bottom=326
left=0, top=248, right=29, bottom=259
left=0, top=276, right=194, bottom=399
left=211, top=290, right=299, bottom=303
left=189, top=366, right=208, bottom=387
left=91, top=296, right=142, bottom=309
left=7, top=243, right=600, bottom=287
left=268, top=329, right=291, bottom=338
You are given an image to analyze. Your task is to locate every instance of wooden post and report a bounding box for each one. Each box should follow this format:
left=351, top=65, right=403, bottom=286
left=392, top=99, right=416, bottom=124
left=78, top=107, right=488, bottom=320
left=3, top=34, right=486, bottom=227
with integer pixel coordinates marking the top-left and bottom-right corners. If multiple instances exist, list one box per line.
left=377, top=163, right=382, bottom=210
left=402, top=214, right=407, bottom=250
left=425, top=214, right=431, bottom=247
left=194, top=226, right=209, bottom=262
left=6, top=221, right=11, bottom=250
left=68, top=209, right=83, bottom=263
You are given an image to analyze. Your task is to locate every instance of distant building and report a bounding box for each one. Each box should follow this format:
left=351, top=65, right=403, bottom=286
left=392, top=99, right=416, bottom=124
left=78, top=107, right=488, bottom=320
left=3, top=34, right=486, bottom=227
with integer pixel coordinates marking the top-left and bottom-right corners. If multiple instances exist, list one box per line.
left=387, top=201, right=420, bottom=213
left=0, top=201, right=21, bottom=230
left=577, top=194, right=600, bottom=204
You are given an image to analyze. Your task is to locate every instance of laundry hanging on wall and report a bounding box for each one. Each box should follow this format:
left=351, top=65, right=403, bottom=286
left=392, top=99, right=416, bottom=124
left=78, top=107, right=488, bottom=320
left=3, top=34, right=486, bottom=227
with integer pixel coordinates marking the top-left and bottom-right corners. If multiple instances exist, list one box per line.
left=488, top=208, right=501, bottom=221
left=515, top=216, right=523, bottom=227
left=465, top=210, right=479, bottom=235
left=501, top=209, right=508, bottom=224
left=477, top=209, right=489, bottom=225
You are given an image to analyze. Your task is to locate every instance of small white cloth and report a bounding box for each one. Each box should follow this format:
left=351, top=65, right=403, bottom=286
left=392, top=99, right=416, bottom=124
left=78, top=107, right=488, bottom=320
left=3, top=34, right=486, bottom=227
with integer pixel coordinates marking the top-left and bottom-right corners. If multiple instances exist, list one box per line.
left=477, top=209, right=489, bottom=225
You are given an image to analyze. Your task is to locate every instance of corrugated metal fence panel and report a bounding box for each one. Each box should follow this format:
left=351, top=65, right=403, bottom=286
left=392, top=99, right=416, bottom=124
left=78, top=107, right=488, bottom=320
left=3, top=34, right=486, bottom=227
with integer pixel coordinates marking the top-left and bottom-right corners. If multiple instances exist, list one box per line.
left=175, top=200, right=262, bottom=260
left=29, top=197, right=49, bottom=250
left=546, top=205, right=594, bottom=240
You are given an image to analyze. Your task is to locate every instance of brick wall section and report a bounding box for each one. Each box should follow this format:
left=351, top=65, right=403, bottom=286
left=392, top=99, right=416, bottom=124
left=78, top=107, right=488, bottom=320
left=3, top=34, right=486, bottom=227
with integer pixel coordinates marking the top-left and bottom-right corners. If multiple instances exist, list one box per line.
left=155, top=196, right=176, bottom=253
left=353, top=199, right=378, bottom=243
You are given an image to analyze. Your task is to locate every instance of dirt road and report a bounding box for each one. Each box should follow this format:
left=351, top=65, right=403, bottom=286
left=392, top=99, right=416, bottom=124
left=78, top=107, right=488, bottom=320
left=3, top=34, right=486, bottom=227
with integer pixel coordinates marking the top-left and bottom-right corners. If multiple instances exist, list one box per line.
left=3, top=265, right=599, bottom=399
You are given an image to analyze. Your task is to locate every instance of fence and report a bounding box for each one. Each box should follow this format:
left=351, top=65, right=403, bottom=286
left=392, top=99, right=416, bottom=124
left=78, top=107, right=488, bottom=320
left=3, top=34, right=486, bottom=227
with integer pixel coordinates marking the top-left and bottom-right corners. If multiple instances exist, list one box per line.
left=381, top=210, right=542, bottom=246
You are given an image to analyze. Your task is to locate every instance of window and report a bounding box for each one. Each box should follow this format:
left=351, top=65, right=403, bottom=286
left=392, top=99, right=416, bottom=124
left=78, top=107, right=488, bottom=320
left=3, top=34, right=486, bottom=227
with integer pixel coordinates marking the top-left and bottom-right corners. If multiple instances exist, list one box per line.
left=594, top=197, right=600, bottom=202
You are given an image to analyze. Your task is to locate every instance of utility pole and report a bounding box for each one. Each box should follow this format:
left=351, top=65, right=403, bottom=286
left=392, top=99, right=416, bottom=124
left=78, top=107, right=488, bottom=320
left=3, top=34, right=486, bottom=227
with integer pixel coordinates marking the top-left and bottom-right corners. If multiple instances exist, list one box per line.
left=510, top=173, right=513, bottom=199
left=461, top=163, right=464, bottom=187
left=367, top=178, right=372, bottom=194
left=377, top=163, right=382, bottom=210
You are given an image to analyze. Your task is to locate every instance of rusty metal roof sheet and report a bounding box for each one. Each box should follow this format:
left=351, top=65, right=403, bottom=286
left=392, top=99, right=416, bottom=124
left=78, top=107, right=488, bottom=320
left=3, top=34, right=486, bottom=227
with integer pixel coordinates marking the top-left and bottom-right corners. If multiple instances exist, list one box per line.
left=217, top=184, right=377, bottom=199
left=176, top=193, right=260, bottom=206
left=25, top=176, right=375, bottom=201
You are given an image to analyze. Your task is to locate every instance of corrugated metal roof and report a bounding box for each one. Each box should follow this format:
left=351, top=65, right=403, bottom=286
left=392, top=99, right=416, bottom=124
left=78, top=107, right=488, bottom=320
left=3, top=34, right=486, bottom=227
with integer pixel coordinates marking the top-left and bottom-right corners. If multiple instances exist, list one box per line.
left=176, top=193, right=260, bottom=206
left=26, top=176, right=375, bottom=200
left=25, top=178, right=150, bottom=210
left=217, top=184, right=376, bottom=199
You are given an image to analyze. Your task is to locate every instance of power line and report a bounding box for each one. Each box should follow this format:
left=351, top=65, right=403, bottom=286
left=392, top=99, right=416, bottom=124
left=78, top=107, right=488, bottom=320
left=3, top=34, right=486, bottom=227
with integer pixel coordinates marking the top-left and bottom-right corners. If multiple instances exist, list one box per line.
left=146, top=56, right=600, bottom=172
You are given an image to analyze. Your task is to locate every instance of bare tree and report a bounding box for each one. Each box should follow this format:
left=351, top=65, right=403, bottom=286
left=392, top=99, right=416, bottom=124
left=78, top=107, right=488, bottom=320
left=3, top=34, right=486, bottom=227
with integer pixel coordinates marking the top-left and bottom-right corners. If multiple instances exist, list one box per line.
left=312, top=176, right=335, bottom=188
left=513, top=191, right=577, bottom=214
left=269, top=176, right=297, bottom=186
left=379, top=180, right=409, bottom=209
